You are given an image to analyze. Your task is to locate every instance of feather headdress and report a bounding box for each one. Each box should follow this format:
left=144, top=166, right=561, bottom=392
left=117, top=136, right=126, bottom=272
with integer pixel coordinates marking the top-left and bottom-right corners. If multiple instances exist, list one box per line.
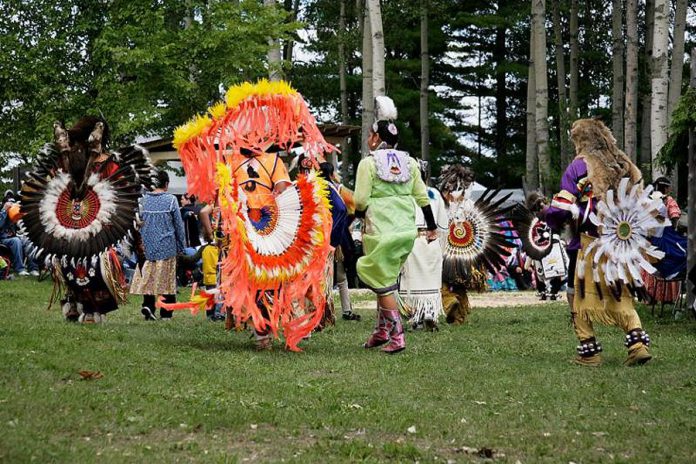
left=374, top=95, right=397, bottom=122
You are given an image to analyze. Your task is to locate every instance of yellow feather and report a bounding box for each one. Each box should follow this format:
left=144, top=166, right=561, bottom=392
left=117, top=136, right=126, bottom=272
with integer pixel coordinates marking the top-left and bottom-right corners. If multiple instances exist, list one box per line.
left=173, top=114, right=212, bottom=150
left=225, top=79, right=297, bottom=109
left=208, top=102, right=227, bottom=120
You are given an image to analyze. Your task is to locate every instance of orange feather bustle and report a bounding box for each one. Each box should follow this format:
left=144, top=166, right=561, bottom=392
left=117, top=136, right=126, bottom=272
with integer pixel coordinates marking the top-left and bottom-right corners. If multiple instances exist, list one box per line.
left=172, top=80, right=335, bottom=351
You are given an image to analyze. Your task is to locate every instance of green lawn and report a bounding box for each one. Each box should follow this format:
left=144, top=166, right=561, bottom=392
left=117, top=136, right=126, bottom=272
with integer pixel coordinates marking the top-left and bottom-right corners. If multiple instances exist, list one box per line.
left=1, top=278, right=695, bottom=463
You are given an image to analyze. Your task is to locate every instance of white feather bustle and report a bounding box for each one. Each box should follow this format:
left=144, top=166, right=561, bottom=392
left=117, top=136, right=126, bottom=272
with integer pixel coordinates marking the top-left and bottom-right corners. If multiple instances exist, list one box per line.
left=374, top=96, right=398, bottom=122
left=39, top=172, right=118, bottom=243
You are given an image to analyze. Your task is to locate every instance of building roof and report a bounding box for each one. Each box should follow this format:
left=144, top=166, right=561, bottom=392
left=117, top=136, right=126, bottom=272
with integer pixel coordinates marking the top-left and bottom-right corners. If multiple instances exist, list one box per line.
left=129, top=123, right=361, bottom=157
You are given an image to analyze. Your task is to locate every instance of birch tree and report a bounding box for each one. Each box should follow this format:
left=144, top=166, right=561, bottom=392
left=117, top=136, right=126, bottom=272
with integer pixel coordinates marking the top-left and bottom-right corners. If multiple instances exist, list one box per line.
left=611, top=0, right=625, bottom=149
left=650, top=0, right=669, bottom=179
left=366, top=0, right=385, bottom=97
left=667, top=0, right=687, bottom=120
left=552, top=0, right=569, bottom=167
left=360, top=1, right=374, bottom=156
left=526, top=15, right=539, bottom=191
left=624, top=0, right=639, bottom=162
left=667, top=0, right=687, bottom=194
left=264, top=0, right=283, bottom=81
left=532, top=0, right=550, bottom=194
left=420, top=0, right=430, bottom=172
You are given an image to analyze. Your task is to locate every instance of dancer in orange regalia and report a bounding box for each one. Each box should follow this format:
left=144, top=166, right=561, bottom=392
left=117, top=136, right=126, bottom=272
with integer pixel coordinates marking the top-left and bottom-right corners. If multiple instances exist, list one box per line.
left=172, top=80, right=334, bottom=351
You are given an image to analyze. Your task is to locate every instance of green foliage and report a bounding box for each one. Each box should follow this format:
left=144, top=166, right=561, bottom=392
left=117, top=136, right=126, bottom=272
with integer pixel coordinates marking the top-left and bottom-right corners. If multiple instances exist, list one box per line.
left=657, top=87, right=696, bottom=169
left=1, top=279, right=696, bottom=462
left=0, top=0, right=297, bottom=159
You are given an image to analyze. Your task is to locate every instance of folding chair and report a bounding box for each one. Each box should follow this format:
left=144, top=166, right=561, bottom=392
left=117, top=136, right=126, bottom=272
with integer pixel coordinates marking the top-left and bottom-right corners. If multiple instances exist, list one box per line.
left=649, top=272, right=686, bottom=317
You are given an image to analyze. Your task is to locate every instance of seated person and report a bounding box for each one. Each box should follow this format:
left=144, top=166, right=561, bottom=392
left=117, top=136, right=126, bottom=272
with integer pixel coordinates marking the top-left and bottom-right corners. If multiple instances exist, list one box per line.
left=1, top=191, right=38, bottom=277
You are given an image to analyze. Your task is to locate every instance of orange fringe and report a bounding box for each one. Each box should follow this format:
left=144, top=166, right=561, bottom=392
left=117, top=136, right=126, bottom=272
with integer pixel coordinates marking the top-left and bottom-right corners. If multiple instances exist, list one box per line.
left=174, top=81, right=335, bottom=351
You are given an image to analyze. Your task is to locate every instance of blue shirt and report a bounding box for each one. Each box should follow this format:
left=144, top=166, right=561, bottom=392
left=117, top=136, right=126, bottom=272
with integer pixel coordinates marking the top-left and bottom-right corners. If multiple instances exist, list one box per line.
left=139, top=192, right=186, bottom=261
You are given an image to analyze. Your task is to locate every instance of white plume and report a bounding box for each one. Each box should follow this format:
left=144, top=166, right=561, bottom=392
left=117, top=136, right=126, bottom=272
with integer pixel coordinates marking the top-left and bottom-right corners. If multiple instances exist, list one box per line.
left=374, top=96, right=397, bottom=122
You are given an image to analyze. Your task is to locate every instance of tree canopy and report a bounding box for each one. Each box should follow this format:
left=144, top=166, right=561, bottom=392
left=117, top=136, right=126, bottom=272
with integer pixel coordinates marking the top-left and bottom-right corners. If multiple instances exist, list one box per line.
left=0, top=0, right=295, bottom=157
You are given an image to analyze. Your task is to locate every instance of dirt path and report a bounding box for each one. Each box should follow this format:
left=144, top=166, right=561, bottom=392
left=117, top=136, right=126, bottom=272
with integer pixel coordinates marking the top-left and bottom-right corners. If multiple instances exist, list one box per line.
left=350, top=289, right=562, bottom=309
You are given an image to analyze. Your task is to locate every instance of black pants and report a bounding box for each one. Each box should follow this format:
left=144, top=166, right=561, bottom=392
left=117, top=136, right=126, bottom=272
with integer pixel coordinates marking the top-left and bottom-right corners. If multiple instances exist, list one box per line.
left=143, top=294, right=176, bottom=319
left=538, top=277, right=563, bottom=295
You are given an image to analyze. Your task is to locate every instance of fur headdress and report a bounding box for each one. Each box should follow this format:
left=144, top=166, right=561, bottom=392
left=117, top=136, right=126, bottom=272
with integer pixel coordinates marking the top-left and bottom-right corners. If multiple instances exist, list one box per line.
left=570, top=119, right=642, bottom=199
left=439, top=164, right=475, bottom=199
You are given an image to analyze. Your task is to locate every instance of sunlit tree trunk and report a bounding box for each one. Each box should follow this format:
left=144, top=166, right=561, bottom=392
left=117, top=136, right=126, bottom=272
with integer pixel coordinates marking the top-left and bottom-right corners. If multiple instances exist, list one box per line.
left=420, top=0, right=430, bottom=176
left=624, top=0, right=639, bottom=162
left=650, top=0, right=669, bottom=179
left=366, top=0, right=385, bottom=97
left=611, top=0, right=625, bottom=149
left=264, top=0, right=282, bottom=81
left=360, top=0, right=374, bottom=157
left=526, top=18, right=539, bottom=192
left=533, top=0, right=550, bottom=194
left=552, top=0, right=569, bottom=167
left=668, top=0, right=687, bottom=195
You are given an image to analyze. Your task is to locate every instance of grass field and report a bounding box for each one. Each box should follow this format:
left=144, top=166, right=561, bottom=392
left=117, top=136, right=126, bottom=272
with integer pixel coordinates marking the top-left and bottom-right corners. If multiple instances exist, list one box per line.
left=1, top=278, right=695, bottom=463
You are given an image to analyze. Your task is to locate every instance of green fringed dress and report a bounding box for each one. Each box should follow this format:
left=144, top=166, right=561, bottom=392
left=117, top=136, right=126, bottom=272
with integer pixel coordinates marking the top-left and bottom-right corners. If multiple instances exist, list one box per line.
left=353, top=148, right=429, bottom=295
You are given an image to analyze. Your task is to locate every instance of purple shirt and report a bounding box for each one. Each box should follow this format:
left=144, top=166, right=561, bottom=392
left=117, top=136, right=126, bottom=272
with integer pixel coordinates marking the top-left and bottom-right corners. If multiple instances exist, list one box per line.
left=543, top=158, right=596, bottom=250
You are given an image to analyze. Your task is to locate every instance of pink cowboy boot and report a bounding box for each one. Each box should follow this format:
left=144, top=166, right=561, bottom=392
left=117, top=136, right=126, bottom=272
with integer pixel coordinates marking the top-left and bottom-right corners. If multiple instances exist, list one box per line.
left=381, top=309, right=406, bottom=354
left=364, top=309, right=390, bottom=348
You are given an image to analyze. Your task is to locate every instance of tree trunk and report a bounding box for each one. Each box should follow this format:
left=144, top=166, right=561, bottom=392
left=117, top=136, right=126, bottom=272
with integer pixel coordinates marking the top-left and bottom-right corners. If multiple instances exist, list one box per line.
left=552, top=0, right=569, bottom=167
left=339, top=0, right=350, bottom=181
left=339, top=0, right=349, bottom=125
left=366, top=0, right=385, bottom=97
left=282, top=0, right=301, bottom=63
left=525, top=17, right=539, bottom=192
left=420, top=0, right=430, bottom=177
left=494, top=11, right=507, bottom=171
left=687, top=48, right=696, bottom=311
left=624, top=0, right=639, bottom=162
left=264, top=0, right=282, bottom=81
left=640, top=0, right=655, bottom=174
left=650, top=0, right=669, bottom=179
left=667, top=0, right=687, bottom=120
left=533, top=0, right=550, bottom=194
left=568, top=0, right=579, bottom=122
left=667, top=0, right=687, bottom=196
left=611, top=0, right=625, bottom=149
left=360, top=0, right=374, bottom=157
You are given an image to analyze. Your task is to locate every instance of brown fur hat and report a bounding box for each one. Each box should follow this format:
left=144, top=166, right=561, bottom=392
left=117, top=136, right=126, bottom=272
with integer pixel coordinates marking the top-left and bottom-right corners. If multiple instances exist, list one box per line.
left=525, top=191, right=549, bottom=213
left=569, top=119, right=642, bottom=199
left=439, top=164, right=475, bottom=196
